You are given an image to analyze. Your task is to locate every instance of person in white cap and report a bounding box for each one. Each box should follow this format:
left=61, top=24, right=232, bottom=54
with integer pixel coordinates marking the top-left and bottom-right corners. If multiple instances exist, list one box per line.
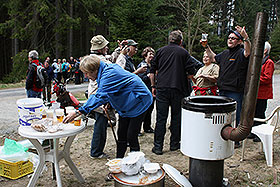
left=26, top=50, right=43, bottom=98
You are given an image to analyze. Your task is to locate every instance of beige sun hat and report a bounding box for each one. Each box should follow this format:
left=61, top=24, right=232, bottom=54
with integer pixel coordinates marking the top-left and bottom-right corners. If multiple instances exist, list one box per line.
left=90, top=35, right=109, bottom=51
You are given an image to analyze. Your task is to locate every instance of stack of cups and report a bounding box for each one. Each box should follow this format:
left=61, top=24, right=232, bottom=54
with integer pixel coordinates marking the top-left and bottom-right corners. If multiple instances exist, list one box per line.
left=55, top=109, right=64, bottom=123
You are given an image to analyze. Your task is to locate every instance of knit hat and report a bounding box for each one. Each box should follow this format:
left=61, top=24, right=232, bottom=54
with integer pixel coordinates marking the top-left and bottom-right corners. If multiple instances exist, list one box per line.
left=28, top=50, right=39, bottom=59
left=229, top=30, right=243, bottom=40
left=90, top=35, right=109, bottom=51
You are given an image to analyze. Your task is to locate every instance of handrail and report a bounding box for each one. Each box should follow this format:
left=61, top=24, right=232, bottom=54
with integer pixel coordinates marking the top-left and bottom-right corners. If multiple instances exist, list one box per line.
left=254, top=106, right=280, bottom=123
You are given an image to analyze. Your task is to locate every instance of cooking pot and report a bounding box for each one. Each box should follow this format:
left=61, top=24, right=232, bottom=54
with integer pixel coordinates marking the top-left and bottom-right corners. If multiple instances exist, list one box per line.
left=113, top=168, right=165, bottom=187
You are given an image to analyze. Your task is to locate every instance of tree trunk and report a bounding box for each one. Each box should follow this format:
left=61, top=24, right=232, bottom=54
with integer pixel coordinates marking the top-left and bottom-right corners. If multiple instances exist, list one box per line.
left=69, top=0, right=73, bottom=57
left=55, top=0, right=61, bottom=58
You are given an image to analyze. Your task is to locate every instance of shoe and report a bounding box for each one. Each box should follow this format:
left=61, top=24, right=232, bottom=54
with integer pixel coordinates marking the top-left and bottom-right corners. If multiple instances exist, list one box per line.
left=105, top=173, right=114, bottom=181
left=247, top=133, right=256, bottom=139
left=170, top=146, right=180, bottom=151
left=92, top=153, right=109, bottom=159
left=144, top=129, right=154, bottom=133
left=253, top=136, right=261, bottom=142
left=152, top=147, right=163, bottom=155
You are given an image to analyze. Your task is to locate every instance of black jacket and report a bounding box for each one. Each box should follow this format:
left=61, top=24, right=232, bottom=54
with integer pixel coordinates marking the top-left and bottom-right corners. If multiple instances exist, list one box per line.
left=150, top=43, right=196, bottom=95
left=215, top=45, right=249, bottom=92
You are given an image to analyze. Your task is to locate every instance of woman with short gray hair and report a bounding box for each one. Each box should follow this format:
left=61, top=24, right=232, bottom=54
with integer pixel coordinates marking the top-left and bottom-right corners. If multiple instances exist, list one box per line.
left=63, top=55, right=153, bottom=158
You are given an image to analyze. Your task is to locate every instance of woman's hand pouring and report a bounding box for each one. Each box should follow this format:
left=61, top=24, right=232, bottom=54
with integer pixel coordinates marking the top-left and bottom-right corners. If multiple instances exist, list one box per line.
left=63, top=110, right=80, bottom=123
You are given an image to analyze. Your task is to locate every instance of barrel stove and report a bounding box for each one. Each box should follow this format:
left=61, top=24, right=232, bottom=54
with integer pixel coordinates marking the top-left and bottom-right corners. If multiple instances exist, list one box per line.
left=181, top=96, right=236, bottom=187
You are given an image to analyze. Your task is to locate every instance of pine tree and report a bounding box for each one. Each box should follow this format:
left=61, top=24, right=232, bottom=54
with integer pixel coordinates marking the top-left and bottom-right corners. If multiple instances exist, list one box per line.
left=109, top=0, right=171, bottom=61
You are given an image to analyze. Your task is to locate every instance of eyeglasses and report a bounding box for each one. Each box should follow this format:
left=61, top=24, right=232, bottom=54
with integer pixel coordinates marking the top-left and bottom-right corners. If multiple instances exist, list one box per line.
left=228, top=37, right=240, bottom=40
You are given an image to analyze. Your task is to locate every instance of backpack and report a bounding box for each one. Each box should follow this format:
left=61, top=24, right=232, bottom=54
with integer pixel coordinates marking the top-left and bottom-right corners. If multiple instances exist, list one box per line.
left=32, top=63, right=48, bottom=89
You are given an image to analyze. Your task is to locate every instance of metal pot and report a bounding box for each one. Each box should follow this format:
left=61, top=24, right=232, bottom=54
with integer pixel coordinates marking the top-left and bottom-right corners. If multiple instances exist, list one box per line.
left=113, top=168, right=165, bottom=187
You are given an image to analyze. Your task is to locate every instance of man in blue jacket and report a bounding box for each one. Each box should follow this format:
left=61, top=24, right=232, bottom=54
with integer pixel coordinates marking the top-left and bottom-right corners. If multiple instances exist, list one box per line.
left=63, top=55, right=153, bottom=158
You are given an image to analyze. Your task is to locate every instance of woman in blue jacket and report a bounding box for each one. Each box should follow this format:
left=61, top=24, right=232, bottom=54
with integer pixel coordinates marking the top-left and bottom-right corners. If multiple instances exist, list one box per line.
left=63, top=55, right=153, bottom=158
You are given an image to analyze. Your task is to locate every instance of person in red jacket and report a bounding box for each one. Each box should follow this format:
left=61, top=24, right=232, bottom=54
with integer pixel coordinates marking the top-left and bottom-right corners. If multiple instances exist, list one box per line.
left=26, top=50, right=43, bottom=98
left=248, top=41, right=275, bottom=142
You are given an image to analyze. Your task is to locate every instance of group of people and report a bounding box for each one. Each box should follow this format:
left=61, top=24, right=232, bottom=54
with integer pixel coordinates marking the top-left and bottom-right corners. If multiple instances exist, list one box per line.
left=26, top=25, right=275, bottom=161
left=26, top=54, right=85, bottom=103
left=51, top=57, right=84, bottom=85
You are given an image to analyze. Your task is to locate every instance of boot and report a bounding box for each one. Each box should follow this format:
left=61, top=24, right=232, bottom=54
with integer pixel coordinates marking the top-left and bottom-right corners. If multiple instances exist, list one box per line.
left=116, top=141, right=127, bottom=158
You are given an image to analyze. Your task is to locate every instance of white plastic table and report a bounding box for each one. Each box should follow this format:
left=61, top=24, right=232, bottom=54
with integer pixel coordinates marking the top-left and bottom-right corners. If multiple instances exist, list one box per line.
left=18, top=123, right=86, bottom=187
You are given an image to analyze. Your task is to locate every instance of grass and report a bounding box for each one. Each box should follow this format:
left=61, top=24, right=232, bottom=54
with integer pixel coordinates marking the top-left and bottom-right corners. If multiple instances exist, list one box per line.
left=0, top=80, right=25, bottom=90
left=73, top=91, right=87, bottom=101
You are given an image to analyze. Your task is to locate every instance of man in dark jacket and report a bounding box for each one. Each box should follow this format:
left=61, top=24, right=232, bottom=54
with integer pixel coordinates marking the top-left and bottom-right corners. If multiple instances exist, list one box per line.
left=26, top=50, right=43, bottom=98
left=150, top=30, right=196, bottom=155
left=202, top=25, right=251, bottom=148
left=43, top=60, right=54, bottom=102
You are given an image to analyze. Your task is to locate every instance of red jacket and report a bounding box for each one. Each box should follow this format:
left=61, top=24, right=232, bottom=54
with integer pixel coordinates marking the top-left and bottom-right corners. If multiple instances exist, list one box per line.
left=257, top=57, right=274, bottom=99
left=26, top=59, right=43, bottom=92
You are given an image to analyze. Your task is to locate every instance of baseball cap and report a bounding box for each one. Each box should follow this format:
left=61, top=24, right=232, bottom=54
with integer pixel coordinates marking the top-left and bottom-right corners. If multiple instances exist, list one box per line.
left=28, top=50, right=39, bottom=59
left=229, top=30, right=243, bottom=40
left=126, top=39, right=138, bottom=46
left=90, top=35, right=109, bottom=51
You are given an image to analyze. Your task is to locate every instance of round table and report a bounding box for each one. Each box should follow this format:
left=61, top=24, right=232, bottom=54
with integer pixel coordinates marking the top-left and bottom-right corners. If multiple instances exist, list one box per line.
left=18, top=123, right=86, bottom=187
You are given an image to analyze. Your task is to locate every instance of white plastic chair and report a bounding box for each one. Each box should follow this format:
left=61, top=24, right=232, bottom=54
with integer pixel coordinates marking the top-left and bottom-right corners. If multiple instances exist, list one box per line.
left=241, top=106, right=280, bottom=167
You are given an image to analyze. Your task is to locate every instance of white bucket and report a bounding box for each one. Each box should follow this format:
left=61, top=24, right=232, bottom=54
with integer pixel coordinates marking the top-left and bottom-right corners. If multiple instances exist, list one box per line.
left=17, top=98, right=44, bottom=126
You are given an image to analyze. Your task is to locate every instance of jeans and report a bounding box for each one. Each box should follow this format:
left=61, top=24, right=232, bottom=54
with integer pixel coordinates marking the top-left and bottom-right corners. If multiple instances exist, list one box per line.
left=90, top=112, right=108, bottom=157
left=219, top=90, right=243, bottom=125
left=219, top=90, right=243, bottom=146
left=26, top=89, right=42, bottom=98
left=53, top=73, right=58, bottom=80
left=154, top=88, right=184, bottom=151
left=117, top=112, right=145, bottom=158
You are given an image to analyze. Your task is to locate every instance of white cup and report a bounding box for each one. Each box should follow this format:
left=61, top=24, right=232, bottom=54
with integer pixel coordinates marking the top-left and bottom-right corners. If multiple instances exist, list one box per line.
left=65, top=106, right=75, bottom=114
left=55, top=109, right=64, bottom=122
left=45, top=109, right=54, bottom=118
left=55, top=109, right=64, bottom=116
left=52, top=102, right=61, bottom=110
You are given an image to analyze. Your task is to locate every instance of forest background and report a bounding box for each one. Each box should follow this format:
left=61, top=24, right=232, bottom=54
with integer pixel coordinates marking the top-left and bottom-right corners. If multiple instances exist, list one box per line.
left=0, top=0, right=279, bottom=83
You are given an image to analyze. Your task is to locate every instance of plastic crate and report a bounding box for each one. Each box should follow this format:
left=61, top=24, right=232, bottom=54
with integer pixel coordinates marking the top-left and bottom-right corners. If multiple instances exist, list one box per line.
left=0, top=159, right=33, bottom=179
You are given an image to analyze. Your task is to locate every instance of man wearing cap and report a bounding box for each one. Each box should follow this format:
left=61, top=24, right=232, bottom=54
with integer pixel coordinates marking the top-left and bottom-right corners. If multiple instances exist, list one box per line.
left=87, top=35, right=113, bottom=158
left=26, top=50, right=43, bottom=98
left=202, top=25, right=251, bottom=148
left=116, top=39, right=146, bottom=75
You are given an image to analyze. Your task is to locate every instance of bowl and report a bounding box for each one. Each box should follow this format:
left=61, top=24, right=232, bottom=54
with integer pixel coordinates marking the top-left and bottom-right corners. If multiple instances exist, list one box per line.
left=143, top=163, right=160, bottom=174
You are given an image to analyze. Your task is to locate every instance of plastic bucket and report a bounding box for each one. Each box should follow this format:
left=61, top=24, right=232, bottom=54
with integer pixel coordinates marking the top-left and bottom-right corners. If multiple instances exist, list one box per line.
left=17, top=98, right=44, bottom=126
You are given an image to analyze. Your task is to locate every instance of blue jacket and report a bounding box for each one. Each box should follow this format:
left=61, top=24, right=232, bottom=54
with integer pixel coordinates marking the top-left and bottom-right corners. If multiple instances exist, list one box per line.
left=79, top=61, right=153, bottom=118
